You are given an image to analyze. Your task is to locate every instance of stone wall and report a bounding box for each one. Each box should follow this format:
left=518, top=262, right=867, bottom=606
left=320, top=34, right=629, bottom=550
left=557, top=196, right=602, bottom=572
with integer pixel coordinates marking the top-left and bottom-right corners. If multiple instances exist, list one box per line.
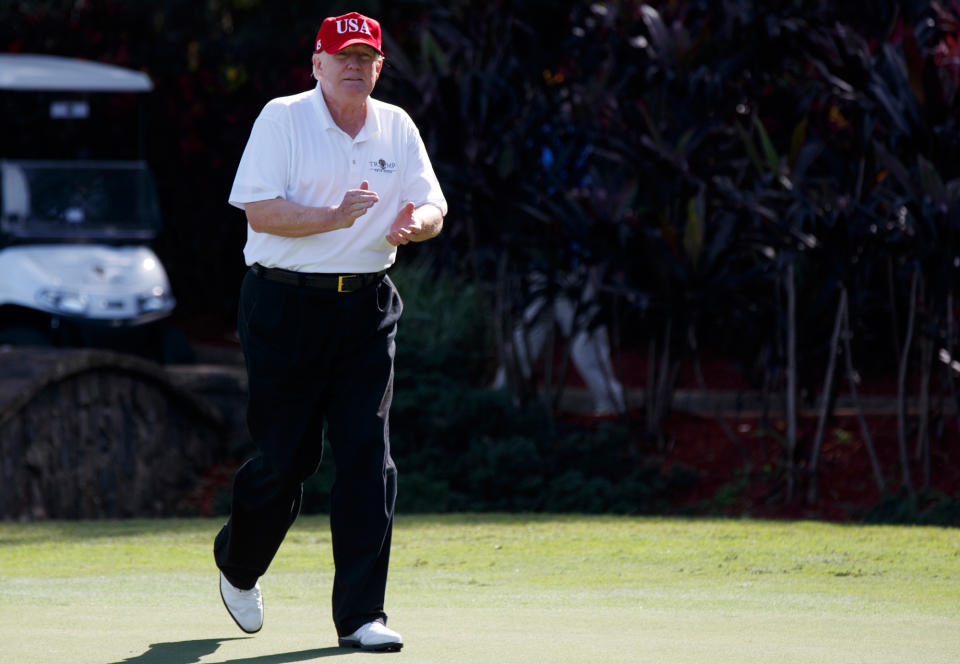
left=0, top=348, right=230, bottom=520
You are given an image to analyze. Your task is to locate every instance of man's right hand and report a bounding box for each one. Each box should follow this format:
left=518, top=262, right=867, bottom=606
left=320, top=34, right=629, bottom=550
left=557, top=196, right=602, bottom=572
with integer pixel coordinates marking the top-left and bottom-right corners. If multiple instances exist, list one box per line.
left=243, top=181, right=380, bottom=237
left=334, top=180, right=379, bottom=229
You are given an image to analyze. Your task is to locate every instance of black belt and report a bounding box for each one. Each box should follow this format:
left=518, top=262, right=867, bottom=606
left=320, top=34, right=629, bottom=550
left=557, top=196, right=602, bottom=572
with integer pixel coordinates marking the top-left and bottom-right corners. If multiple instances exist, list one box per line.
left=251, top=263, right=386, bottom=292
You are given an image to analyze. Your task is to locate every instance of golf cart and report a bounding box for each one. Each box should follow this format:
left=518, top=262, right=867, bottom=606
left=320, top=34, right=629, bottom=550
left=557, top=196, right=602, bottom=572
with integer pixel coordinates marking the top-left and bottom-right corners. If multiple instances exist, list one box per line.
left=0, top=54, right=182, bottom=360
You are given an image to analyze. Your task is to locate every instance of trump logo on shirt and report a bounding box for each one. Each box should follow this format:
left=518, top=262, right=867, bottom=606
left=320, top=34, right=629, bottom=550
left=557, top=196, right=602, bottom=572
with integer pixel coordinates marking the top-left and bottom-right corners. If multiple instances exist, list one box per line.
left=370, top=159, right=398, bottom=174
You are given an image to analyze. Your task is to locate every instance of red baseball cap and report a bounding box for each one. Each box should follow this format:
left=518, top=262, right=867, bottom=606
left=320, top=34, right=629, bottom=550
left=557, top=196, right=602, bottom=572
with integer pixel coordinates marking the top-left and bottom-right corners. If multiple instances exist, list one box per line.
left=314, top=12, right=383, bottom=55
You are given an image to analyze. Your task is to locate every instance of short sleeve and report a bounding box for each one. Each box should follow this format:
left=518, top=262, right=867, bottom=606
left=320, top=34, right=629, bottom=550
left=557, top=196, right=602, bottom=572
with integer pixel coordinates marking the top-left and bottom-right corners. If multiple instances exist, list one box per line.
left=402, top=117, right=448, bottom=216
left=228, top=105, right=291, bottom=210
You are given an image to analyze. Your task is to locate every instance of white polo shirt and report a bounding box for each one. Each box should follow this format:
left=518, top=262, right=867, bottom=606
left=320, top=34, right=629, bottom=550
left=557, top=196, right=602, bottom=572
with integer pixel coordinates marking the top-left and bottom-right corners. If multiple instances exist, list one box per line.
left=228, top=83, right=447, bottom=273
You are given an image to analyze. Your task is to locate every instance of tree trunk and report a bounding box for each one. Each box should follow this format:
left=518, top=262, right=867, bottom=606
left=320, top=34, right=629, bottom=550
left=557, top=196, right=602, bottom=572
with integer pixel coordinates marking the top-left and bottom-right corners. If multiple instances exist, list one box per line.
left=840, top=295, right=886, bottom=494
left=647, top=317, right=676, bottom=448
left=915, top=334, right=933, bottom=490
left=494, top=255, right=537, bottom=409
left=888, top=256, right=901, bottom=360
left=646, top=336, right=658, bottom=433
left=896, top=267, right=918, bottom=500
left=946, top=292, right=960, bottom=435
left=688, top=323, right=750, bottom=462
left=551, top=294, right=585, bottom=413
left=785, top=262, right=799, bottom=502
left=656, top=317, right=674, bottom=425
left=807, top=287, right=847, bottom=504
left=493, top=254, right=519, bottom=403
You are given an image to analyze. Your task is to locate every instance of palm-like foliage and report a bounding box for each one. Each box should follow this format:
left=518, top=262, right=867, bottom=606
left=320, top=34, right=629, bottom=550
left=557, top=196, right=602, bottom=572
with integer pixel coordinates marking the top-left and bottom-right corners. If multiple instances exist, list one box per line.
left=378, top=1, right=960, bottom=506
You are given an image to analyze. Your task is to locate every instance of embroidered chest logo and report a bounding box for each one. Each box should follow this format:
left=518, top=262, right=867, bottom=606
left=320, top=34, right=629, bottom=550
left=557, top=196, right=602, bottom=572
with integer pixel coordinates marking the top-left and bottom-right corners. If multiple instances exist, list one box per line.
left=370, top=158, right=398, bottom=174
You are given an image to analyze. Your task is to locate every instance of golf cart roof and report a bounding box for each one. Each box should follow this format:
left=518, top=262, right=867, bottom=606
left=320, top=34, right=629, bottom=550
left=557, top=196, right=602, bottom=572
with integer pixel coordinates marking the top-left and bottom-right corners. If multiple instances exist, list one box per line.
left=0, top=54, right=153, bottom=92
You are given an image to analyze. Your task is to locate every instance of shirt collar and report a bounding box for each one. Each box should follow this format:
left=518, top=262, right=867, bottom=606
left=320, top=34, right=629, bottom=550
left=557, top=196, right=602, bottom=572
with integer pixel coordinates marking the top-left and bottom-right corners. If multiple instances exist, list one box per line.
left=311, top=83, right=381, bottom=142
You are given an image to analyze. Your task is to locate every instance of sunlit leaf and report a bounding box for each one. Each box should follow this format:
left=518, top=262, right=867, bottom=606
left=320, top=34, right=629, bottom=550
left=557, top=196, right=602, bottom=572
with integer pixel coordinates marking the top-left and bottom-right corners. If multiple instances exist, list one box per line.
left=753, top=114, right=779, bottom=175
left=916, top=155, right=945, bottom=203
left=684, top=192, right=704, bottom=267
left=640, top=4, right=673, bottom=61
left=874, top=141, right=915, bottom=195
left=787, top=117, right=808, bottom=173
left=735, top=122, right=766, bottom=176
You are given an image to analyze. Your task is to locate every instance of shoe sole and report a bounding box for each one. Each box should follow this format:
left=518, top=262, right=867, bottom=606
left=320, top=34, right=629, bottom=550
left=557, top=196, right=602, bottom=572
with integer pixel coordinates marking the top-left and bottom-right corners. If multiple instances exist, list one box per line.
left=338, top=638, right=403, bottom=652
left=219, top=578, right=262, bottom=634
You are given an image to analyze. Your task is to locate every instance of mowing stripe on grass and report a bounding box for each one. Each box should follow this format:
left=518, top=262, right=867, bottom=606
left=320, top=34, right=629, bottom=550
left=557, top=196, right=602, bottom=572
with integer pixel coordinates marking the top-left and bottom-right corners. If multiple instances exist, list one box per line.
left=1, top=515, right=957, bottom=663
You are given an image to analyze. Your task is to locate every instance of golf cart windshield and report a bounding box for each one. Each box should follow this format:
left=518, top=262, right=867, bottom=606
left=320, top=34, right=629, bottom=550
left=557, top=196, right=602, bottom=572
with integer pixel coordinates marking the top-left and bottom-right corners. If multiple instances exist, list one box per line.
left=1, top=160, right=161, bottom=240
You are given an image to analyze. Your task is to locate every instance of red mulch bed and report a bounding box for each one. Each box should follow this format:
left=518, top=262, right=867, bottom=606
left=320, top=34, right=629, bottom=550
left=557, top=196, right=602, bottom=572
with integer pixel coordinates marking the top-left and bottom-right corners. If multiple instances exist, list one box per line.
left=567, top=350, right=960, bottom=521
left=654, top=410, right=960, bottom=521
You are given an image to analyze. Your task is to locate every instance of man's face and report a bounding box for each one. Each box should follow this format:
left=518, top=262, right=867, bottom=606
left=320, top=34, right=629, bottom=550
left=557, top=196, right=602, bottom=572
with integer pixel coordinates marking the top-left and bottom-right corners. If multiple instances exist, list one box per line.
left=314, top=44, right=383, bottom=101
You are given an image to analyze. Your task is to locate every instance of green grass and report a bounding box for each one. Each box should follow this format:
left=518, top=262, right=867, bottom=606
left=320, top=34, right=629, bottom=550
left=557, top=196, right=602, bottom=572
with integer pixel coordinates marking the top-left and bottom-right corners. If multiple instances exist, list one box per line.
left=1, top=514, right=958, bottom=663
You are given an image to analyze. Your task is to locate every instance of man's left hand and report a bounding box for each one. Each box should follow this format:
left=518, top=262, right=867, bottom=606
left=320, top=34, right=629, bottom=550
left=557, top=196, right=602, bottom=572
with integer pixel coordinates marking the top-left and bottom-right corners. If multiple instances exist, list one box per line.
left=386, top=202, right=444, bottom=246
left=386, top=202, right=422, bottom=246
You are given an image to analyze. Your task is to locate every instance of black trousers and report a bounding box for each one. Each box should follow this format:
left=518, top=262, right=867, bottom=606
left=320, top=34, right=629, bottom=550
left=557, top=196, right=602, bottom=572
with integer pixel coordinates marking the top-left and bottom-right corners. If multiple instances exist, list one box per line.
left=214, top=268, right=402, bottom=637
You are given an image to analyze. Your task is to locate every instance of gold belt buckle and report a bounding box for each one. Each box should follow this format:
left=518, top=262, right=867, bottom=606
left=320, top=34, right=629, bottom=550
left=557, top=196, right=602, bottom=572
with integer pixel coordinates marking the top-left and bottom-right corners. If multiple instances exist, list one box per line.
left=337, top=275, right=357, bottom=293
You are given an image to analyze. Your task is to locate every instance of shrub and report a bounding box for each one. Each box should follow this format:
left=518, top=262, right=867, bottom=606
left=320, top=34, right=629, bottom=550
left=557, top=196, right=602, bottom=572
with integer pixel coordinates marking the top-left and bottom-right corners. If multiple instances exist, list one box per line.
left=378, top=256, right=703, bottom=514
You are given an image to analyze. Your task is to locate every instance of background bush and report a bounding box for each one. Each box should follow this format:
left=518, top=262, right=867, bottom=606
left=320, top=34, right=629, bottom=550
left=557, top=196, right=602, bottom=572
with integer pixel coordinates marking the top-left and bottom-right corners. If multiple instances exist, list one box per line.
left=293, top=258, right=698, bottom=515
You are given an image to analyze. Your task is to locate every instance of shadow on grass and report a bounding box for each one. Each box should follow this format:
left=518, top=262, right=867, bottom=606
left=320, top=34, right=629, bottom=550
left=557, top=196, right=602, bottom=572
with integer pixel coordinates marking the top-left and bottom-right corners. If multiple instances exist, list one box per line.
left=108, top=638, right=354, bottom=663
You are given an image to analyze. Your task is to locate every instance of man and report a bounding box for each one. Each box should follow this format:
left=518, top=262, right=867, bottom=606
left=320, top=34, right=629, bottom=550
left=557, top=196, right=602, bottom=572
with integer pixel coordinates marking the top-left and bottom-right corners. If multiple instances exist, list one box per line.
left=214, top=11, right=446, bottom=653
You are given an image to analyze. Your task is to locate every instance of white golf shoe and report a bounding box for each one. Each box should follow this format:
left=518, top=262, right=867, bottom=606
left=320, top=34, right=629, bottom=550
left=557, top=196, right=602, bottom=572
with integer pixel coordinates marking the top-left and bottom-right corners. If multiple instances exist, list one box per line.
left=219, top=572, right=263, bottom=633
left=338, top=621, right=403, bottom=652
